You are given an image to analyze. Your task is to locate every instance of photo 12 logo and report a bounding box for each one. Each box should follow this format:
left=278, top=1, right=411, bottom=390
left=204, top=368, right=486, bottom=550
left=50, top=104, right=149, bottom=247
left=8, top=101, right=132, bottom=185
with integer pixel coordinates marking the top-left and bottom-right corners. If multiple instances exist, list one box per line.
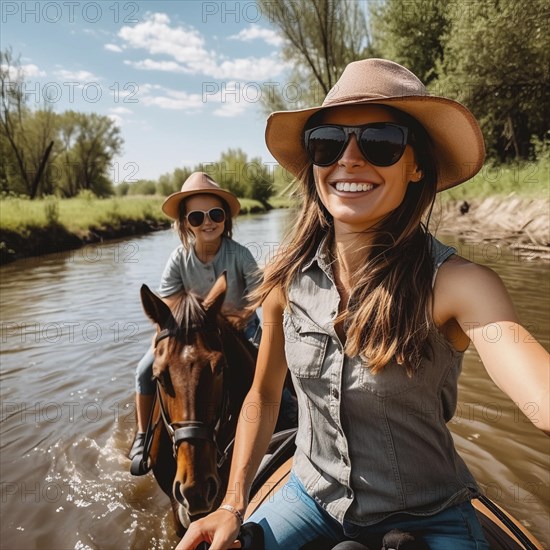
left=7, top=81, right=140, bottom=105
left=1, top=2, right=140, bottom=24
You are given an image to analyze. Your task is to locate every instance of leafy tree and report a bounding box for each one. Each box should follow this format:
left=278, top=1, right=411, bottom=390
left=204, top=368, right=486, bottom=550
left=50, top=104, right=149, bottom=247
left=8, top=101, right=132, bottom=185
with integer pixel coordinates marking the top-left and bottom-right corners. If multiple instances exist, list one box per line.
left=50, top=111, right=122, bottom=197
left=258, top=0, right=371, bottom=112
left=170, top=167, right=193, bottom=193
left=54, top=111, right=81, bottom=197
left=241, top=156, right=272, bottom=204
left=115, top=181, right=130, bottom=196
left=434, top=0, right=549, bottom=160
left=201, top=148, right=248, bottom=197
left=71, top=112, right=122, bottom=196
left=1, top=49, right=58, bottom=198
left=1, top=49, right=123, bottom=197
left=369, top=0, right=449, bottom=85
left=155, top=173, right=175, bottom=196
left=127, top=179, right=157, bottom=195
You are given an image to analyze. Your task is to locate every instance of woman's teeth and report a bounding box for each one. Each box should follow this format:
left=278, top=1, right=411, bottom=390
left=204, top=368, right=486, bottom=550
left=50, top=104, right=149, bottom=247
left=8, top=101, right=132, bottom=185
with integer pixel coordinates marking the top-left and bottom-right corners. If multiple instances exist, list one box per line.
left=335, top=182, right=374, bottom=192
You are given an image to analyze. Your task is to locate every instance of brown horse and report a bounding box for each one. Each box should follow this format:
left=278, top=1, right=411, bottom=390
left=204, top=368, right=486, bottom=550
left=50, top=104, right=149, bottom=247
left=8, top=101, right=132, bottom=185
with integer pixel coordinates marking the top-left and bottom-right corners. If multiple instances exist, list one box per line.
left=135, top=273, right=257, bottom=536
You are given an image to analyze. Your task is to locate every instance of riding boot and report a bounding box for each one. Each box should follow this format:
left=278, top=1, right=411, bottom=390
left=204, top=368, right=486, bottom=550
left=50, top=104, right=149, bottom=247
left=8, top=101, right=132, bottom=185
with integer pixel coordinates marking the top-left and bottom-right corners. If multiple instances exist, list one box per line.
left=129, top=393, right=154, bottom=461
left=381, top=529, right=417, bottom=549
left=136, top=393, right=155, bottom=433
left=129, top=431, right=146, bottom=460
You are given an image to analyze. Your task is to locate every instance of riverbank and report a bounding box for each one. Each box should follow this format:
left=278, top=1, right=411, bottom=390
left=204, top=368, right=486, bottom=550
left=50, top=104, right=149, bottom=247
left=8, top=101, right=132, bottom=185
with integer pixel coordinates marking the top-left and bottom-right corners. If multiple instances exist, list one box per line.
left=435, top=196, right=549, bottom=260
left=1, top=195, right=548, bottom=264
left=0, top=195, right=266, bottom=264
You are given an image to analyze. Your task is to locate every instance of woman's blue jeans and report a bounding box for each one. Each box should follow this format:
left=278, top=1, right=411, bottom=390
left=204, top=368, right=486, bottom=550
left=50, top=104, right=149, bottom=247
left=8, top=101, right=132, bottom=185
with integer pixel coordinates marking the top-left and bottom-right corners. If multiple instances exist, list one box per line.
left=247, top=472, right=489, bottom=550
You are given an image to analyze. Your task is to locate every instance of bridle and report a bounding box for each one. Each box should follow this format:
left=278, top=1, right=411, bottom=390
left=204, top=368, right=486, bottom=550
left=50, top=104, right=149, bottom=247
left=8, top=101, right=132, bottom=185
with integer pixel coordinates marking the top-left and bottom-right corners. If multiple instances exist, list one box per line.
left=150, top=326, right=235, bottom=469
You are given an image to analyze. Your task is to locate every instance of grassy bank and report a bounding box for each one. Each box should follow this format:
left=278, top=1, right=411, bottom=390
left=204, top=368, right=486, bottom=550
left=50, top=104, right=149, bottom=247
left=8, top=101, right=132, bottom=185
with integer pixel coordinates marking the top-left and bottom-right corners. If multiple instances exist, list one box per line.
left=440, top=158, right=549, bottom=200
left=0, top=195, right=265, bottom=233
left=0, top=195, right=266, bottom=264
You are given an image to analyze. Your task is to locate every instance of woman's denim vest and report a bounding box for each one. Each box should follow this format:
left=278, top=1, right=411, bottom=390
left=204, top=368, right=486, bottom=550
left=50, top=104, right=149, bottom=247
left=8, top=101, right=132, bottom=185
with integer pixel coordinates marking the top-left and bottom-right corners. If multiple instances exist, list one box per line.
left=284, top=235, right=479, bottom=526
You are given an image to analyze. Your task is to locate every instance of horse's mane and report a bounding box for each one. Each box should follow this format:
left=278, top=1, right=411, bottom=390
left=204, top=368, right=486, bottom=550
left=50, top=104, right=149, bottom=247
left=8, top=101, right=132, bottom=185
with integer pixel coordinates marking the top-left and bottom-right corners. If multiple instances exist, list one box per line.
left=165, top=291, right=206, bottom=351
left=165, top=290, right=252, bottom=353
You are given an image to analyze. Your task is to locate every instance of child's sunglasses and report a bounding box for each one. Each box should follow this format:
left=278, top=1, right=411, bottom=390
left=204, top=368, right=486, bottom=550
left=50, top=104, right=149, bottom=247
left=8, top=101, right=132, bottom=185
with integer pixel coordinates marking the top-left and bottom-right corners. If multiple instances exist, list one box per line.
left=304, top=123, right=409, bottom=167
left=185, top=207, right=226, bottom=227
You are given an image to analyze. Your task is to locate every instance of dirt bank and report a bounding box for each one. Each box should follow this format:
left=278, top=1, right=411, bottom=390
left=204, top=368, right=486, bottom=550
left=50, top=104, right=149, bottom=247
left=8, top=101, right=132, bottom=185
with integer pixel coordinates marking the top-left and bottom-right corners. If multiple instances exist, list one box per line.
left=435, top=197, right=549, bottom=260
left=0, top=218, right=170, bottom=265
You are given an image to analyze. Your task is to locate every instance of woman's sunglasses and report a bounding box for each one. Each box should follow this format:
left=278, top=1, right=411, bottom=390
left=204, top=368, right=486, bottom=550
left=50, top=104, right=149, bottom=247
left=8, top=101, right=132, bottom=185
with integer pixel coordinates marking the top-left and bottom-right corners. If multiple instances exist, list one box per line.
left=304, top=123, right=409, bottom=167
left=185, top=208, right=226, bottom=227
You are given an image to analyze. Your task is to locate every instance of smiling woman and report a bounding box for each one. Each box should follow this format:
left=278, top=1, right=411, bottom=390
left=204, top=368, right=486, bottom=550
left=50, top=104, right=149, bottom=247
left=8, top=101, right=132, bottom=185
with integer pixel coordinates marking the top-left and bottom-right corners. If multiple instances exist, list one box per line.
left=177, top=58, right=549, bottom=550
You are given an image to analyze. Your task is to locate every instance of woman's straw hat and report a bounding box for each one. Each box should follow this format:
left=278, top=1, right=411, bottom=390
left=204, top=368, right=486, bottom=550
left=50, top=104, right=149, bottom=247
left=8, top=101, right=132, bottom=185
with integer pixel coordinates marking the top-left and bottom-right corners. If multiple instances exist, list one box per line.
left=265, top=58, right=485, bottom=191
left=162, top=172, right=241, bottom=219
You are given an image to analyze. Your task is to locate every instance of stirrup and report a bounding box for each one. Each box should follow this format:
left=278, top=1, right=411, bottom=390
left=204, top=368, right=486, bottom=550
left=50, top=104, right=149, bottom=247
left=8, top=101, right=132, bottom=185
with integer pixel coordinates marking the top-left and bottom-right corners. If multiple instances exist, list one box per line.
left=130, top=453, right=151, bottom=476
left=129, top=432, right=151, bottom=476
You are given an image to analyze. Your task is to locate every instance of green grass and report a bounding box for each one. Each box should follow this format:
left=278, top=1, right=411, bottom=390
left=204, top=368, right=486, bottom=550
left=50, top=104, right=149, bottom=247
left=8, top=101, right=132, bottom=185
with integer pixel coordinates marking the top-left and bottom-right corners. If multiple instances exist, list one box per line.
left=267, top=195, right=297, bottom=209
left=0, top=195, right=166, bottom=234
left=441, top=157, right=549, bottom=201
left=0, top=195, right=268, bottom=234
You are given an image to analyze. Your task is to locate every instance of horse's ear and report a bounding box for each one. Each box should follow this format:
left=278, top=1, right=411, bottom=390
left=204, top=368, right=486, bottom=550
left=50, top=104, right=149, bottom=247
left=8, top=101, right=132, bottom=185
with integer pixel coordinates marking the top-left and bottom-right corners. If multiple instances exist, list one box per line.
left=202, top=272, right=227, bottom=315
left=140, top=284, right=172, bottom=327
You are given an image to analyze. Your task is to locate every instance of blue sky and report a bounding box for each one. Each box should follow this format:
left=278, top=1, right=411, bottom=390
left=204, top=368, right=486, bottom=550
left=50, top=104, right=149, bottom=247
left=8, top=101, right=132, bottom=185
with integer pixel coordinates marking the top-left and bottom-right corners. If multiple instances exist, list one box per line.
left=2, top=1, right=298, bottom=182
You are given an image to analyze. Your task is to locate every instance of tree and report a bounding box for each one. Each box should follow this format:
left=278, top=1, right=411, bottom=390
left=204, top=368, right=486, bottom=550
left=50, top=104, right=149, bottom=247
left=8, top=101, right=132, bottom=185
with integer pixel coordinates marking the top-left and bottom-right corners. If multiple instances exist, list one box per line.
left=72, top=112, right=122, bottom=196
left=54, top=111, right=80, bottom=197
left=201, top=148, right=248, bottom=197
left=434, top=0, right=549, bottom=160
left=50, top=111, right=122, bottom=197
left=242, top=156, right=272, bottom=205
left=1, top=49, right=124, bottom=197
left=127, top=179, right=156, bottom=195
left=369, top=0, right=449, bottom=85
left=258, top=0, right=372, bottom=112
left=0, top=48, right=58, bottom=198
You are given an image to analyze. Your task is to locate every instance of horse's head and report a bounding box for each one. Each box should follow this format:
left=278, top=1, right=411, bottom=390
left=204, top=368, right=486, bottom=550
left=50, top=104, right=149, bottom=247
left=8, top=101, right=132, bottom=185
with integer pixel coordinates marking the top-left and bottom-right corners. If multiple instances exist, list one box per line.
left=140, top=273, right=233, bottom=523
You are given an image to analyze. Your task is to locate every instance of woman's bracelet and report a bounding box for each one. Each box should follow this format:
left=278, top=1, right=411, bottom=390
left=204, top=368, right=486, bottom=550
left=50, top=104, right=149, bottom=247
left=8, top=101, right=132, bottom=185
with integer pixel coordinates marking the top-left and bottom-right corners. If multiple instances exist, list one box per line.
left=219, top=503, right=244, bottom=525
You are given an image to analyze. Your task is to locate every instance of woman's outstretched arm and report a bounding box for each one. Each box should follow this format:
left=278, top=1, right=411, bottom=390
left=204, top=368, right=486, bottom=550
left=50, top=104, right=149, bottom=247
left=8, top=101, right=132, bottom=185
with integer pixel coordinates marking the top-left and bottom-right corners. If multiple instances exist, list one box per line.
left=435, top=257, right=550, bottom=435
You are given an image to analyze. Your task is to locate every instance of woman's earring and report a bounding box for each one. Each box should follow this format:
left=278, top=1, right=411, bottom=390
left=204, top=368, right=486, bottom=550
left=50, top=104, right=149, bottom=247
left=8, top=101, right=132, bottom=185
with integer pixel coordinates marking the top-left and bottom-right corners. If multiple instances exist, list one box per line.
left=411, top=170, right=423, bottom=182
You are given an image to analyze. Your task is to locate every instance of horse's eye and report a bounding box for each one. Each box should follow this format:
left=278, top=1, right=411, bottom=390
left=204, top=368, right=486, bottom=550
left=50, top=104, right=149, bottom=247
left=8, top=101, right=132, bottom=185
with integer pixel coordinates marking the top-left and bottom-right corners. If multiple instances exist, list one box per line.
left=154, top=367, right=168, bottom=385
left=213, top=361, right=224, bottom=376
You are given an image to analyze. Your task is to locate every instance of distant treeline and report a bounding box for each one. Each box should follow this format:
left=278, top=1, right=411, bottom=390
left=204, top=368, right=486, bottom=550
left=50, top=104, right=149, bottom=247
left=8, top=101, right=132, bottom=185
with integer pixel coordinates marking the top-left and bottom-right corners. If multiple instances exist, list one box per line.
left=116, top=148, right=291, bottom=204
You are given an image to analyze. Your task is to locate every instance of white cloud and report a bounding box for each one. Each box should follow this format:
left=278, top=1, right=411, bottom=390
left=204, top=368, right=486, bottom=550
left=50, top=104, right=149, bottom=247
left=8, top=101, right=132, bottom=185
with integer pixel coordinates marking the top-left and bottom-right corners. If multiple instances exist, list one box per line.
left=2, top=63, right=46, bottom=79
left=108, top=113, right=124, bottom=126
left=118, top=13, right=210, bottom=72
left=124, top=59, right=188, bottom=73
left=203, top=80, right=258, bottom=118
left=229, top=25, right=283, bottom=47
left=215, top=56, right=286, bottom=80
left=118, top=12, right=286, bottom=80
left=54, top=69, right=100, bottom=82
left=213, top=101, right=249, bottom=118
left=22, top=63, right=46, bottom=77
left=135, top=81, right=256, bottom=117
left=110, top=107, right=133, bottom=115
left=105, top=43, right=123, bottom=53
left=139, top=84, right=203, bottom=111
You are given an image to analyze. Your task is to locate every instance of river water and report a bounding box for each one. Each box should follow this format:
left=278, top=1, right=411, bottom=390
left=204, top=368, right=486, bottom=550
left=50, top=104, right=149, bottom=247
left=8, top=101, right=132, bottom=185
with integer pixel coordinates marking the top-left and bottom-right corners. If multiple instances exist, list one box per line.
left=1, top=209, right=548, bottom=549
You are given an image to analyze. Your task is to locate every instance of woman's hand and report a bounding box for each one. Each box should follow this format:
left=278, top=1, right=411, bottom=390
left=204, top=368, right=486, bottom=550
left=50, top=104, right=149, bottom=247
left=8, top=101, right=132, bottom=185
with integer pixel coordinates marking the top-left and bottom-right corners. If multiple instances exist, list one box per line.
left=175, top=509, right=241, bottom=550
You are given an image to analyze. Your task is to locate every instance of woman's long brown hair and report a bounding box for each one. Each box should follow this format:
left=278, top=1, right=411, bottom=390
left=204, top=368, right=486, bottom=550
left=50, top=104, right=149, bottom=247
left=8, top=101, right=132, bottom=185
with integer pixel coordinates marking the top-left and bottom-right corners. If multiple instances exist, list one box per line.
left=251, top=107, right=439, bottom=374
